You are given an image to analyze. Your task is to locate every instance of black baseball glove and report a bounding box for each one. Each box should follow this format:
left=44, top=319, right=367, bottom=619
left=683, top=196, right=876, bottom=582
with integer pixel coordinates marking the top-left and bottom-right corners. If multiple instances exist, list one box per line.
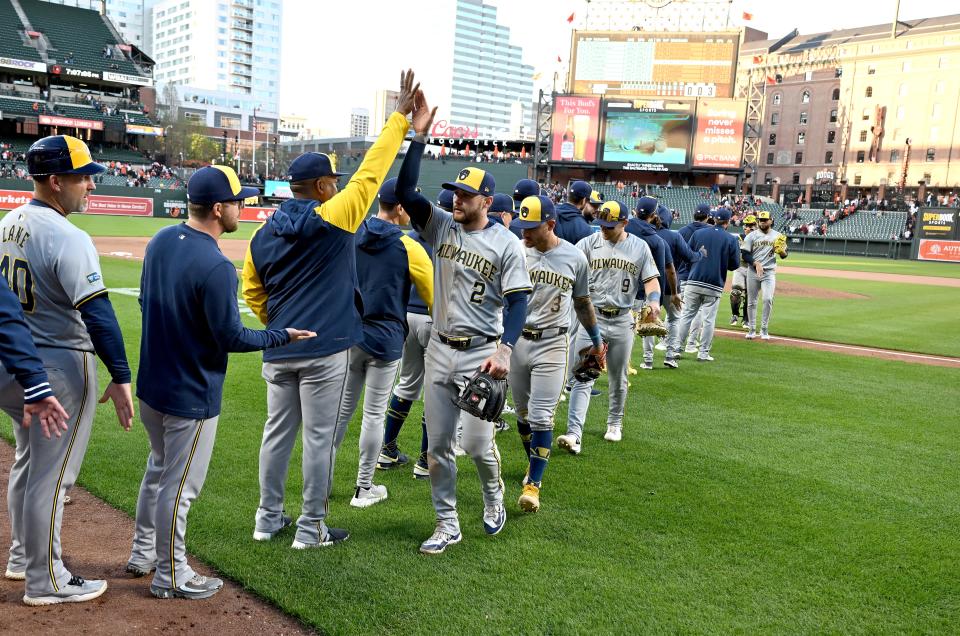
left=454, top=369, right=507, bottom=422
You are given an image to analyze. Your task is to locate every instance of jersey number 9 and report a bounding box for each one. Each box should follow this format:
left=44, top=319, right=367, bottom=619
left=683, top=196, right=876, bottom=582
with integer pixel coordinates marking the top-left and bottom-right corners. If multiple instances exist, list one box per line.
left=0, top=254, right=35, bottom=313
left=621, top=278, right=631, bottom=293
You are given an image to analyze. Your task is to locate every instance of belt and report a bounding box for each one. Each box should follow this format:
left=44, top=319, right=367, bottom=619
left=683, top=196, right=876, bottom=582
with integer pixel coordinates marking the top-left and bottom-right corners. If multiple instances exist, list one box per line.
left=598, top=307, right=624, bottom=318
left=438, top=332, right=498, bottom=350
left=521, top=326, right=569, bottom=341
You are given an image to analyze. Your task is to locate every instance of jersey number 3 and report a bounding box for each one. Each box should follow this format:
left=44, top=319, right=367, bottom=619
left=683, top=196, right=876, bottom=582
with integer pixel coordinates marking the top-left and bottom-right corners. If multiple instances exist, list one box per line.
left=0, top=254, right=35, bottom=313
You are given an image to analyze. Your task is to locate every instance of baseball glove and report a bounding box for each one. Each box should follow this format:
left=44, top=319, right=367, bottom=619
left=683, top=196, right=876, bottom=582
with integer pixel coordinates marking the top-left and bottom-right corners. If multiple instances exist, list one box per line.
left=572, top=342, right=608, bottom=383
left=634, top=304, right=668, bottom=337
left=454, top=370, right=507, bottom=422
left=774, top=234, right=787, bottom=257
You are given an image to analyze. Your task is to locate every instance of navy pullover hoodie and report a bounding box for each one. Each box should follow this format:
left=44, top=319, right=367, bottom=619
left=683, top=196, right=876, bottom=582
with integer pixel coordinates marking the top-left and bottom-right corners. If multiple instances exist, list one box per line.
left=684, top=225, right=741, bottom=296
left=555, top=202, right=594, bottom=245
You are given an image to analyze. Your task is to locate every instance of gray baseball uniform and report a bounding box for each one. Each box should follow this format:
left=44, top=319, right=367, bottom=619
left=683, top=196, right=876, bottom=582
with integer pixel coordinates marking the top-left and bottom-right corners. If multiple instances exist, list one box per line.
left=509, top=240, right=589, bottom=432
left=0, top=201, right=108, bottom=597
left=420, top=205, right=531, bottom=535
left=392, top=312, right=433, bottom=402
left=742, top=228, right=783, bottom=332
left=565, top=232, right=658, bottom=441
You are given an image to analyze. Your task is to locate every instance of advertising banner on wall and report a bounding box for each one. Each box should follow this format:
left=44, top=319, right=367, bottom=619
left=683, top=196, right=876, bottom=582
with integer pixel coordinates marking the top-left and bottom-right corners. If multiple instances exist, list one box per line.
left=240, top=206, right=276, bottom=222
left=103, top=71, right=154, bottom=87
left=917, top=239, right=960, bottom=262
left=0, top=189, right=34, bottom=211
left=39, top=115, right=104, bottom=130
left=917, top=209, right=957, bottom=239
left=0, top=56, right=48, bottom=73
left=126, top=124, right=165, bottom=136
left=549, top=95, right=601, bottom=163
left=691, top=99, right=747, bottom=169
left=85, top=194, right=153, bottom=216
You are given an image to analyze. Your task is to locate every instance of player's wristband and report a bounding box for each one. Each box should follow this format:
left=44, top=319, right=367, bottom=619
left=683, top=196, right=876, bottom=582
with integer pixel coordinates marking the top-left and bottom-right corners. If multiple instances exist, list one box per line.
left=413, top=133, right=428, bottom=144
left=586, top=323, right=602, bottom=348
left=647, top=291, right=661, bottom=304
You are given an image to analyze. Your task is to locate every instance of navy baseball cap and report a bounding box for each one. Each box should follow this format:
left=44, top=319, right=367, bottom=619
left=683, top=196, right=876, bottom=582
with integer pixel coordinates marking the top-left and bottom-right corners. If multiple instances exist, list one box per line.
left=512, top=178, right=540, bottom=201
left=513, top=195, right=556, bottom=229
left=636, top=195, right=658, bottom=217
left=188, top=165, right=259, bottom=204
left=589, top=190, right=604, bottom=206
left=569, top=180, right=592, bottom=200
left=656, top=204, right=673, bottom=228
left=378, top=178, right=399, bottom=206
left=442, top=167, right=495, bottom=196
left=286, top=152, right=344, bottom=182
left=490, top=193, right=514, bottom=214
left=436, top=188, right=454, bottom=212
left=694, top=202, right=712, bottom=218
left=27, top=135, right=105, bottom=176
left=596, top=201, right=629, bottom=227
left=713, top=207, right=732, bottom=221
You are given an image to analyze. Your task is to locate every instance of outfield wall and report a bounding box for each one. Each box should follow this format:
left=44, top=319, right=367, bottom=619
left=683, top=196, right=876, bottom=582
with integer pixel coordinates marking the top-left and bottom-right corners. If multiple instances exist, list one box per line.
left=784, top=235, right=915, bottom=259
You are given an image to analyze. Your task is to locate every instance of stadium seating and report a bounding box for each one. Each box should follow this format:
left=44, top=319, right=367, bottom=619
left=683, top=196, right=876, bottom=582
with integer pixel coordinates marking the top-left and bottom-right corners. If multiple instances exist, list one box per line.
left=18, top=0, right=142, bottom=75
left=0, top=95, right=45, bottom=118
left=0, top=0, right=43, bottom=62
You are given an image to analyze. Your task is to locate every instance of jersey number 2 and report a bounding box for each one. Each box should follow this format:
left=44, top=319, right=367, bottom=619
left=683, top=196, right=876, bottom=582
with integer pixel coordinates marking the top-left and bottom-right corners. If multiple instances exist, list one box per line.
left=0, top=255, right=35, bottom=313
left=469, top=281, right=485, bottom=304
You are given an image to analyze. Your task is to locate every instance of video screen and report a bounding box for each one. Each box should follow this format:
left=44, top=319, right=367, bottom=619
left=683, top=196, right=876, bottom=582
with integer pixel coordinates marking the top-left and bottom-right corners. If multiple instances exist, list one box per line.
left=264, top=180, right=292, bottom=199
left=599, top=100, right=693, bottom=171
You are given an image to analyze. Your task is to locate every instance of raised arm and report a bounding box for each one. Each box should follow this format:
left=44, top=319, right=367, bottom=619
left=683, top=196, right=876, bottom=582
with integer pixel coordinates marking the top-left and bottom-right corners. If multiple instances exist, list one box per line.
left=397, top=89, right=438, bottom=231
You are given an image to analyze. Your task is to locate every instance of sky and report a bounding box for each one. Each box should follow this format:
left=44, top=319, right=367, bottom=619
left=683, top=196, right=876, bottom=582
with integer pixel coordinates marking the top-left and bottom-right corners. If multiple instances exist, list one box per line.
left=278, top=0, right=955, bottom=136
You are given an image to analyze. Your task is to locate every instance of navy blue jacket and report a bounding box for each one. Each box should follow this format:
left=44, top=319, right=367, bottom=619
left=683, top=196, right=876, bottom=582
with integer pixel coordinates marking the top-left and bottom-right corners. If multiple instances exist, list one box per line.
left=685, top=225, right=741, bottom=295
left=555, top=202, right=593, bottom=245
left=677, top=220, right=712, bottom=281
left=244, top=198, right=363, bottom=362
left=355, top=218, right=433, bottom=362
left=405, top=230, right=433, bottom=316
left=0, top=276, right=53, bottom=403
left=626, top=218, right=672, bottom=298
left=656, top=227, right=702, bottom=286
left=138, top=224, right=289, bottom=419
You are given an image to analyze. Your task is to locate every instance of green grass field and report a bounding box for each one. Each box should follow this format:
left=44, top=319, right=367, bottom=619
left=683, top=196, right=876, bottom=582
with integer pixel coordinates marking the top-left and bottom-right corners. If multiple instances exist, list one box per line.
left=783, top=252, right=960, bottom=278
left=3, top=256, right=956, bottom=633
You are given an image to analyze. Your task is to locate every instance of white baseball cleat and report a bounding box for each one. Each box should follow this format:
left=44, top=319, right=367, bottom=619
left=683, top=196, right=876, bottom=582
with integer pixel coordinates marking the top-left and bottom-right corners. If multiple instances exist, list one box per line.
left=697, top=355, right=714, bottom=362
left=556, top=434, right=581, bottom=455
left=253, top=513, right=292, bottom=541
left=419, top=529, right=462, bottom=555
left=350, top=484, right=388, bottom=508
left=5, top=567, right=25, bottom=581
left=150, top=574, right=222, bottom=600
left=760, top=330, right=771, bottom=340
left=684, top=344, right=699, bottom=353
left=655, top=341, right=667, bottom=351
left=482, top=503, right=506, bottom=535
left=745, top=330, right=756, bottom=339
left=23, top=576, right=107, bottom=606
left=663, top=358, right=678, bottom=369
left=640, top=362, right=653, bottom=370
left=603, top=425, right=622, bottom=442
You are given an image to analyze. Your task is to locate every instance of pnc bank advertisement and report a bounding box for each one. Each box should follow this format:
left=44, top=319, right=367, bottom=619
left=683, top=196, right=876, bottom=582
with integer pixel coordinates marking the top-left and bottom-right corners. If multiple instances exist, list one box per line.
left=549, top=95, right=600, bottom=163
left=691, top=99, right=747, bottom=169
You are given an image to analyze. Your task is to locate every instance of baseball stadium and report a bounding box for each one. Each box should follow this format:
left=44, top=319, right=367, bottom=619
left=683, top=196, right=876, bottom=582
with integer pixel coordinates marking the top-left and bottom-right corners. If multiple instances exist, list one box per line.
left=0, top=0, right=958, bottom=633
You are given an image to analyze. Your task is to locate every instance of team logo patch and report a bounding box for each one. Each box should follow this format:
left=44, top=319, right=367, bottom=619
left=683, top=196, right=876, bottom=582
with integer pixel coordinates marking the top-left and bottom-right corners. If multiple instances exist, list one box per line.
left=87, top=272, right=101, bottom=283
left=458, top=169, right=471, bottom=180
left=520, top=206, right=530, bottom=218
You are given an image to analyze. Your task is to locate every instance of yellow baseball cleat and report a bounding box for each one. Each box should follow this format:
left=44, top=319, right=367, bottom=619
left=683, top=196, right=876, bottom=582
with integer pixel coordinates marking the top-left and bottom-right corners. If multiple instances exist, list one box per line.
left=518, top=483, right=541, bottom=513
left=627, top=365, right=638, bottom=375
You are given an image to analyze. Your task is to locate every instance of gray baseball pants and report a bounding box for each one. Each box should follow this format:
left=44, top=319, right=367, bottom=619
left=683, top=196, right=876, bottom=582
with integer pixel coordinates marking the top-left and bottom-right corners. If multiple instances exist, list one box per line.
left=423, top=332, right=503, bottom=535
left=671, top=286, right=722, bottom=360
left=1, top=348, right=96, bottom=597
left=333, top=346, right=400, bottom=489
left=508, top=333, right=568, bottom=432
left=255, top=352, right=349, bottom=545
left=680, top=281, right=705, bottom=348
left=642, top=297, right=681, bottom=363
left=129, top=400, right=219, bottom=590
left=565, top=313, right=634, bottom=440
left=747, top=270, right=777, bottom=331
left=393, top=312, right=432, bottom=401
left=564, top=305, right=581, bottom=386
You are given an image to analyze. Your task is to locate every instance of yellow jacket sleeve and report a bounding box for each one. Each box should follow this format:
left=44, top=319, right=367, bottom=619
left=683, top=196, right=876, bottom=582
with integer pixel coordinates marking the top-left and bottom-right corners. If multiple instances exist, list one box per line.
left=241, top=224, right=269, bottom=325
left=315, top=112, right=410, bottom=233
left=401, top=234, right=434, bottom=316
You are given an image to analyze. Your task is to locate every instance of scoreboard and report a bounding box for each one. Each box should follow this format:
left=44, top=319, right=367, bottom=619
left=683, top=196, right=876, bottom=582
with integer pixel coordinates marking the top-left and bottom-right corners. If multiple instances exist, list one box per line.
left=569, top=31, right=740, bottom=99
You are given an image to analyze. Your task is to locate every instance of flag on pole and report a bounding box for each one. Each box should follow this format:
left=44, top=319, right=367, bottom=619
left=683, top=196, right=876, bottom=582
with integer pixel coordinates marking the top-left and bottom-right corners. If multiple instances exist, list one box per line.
left=567, top=12, right=575, bottom=23
left=766, top=76, right=776, bottom=85
left=557, top=55, right=562, bottom=63
left=742, top=11, right=753, bottom=20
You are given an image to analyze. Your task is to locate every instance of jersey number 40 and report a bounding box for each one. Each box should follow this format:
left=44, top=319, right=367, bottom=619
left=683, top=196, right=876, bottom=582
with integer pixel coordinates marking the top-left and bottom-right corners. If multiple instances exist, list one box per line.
left=0, top=254, right=35, bottom=313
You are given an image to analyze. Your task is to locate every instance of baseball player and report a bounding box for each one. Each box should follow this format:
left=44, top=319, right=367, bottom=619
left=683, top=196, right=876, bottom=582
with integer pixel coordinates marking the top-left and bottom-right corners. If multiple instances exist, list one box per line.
left=654, top=204, right=704, bottom=360
left=627, top=197, right=675, bottom=371
left=0, top=276, right=69, bottom=444
left=730, top=214, right=757, bottom=326
left=242, top=70, right=417, bottom=549
left=397, top=93, right=532, bottom=554
left=509, top=194, right=600, bottom=512
left=676, top=202, right=713, bottom=356
left=1, top=135, right=134, bottom=606
left=331, top=178, right=433, bottom=508
left=379, top=190, right=450, bottom=479
left=667, top=208, right=740, bottom=365
left=557, top=201, right=660, bottom=453
left=129, top=166, right=314, bottom=600
left=742, top=210, right=787, bottom=339
left=488, top=192, right=516, bottom=229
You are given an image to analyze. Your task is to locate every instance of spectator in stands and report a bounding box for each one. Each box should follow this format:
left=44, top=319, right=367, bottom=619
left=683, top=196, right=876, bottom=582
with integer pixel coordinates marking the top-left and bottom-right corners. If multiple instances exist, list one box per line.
left=65, top=52, right=74, bottom=63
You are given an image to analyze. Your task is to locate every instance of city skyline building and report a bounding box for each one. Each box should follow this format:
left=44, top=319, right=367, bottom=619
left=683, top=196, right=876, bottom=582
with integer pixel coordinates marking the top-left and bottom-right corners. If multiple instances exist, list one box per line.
left=350, top=107, right=370, bottom=137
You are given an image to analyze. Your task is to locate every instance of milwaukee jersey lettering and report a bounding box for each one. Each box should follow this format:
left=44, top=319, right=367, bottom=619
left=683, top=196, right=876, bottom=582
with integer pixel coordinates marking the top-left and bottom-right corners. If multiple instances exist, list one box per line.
left=421, top=205, right=531, bottom=337
left=742, top=228, right=784, bottom=271
left=524, top=240, right=589, bottom=329
left=576, top=232, right=658, bottom=310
